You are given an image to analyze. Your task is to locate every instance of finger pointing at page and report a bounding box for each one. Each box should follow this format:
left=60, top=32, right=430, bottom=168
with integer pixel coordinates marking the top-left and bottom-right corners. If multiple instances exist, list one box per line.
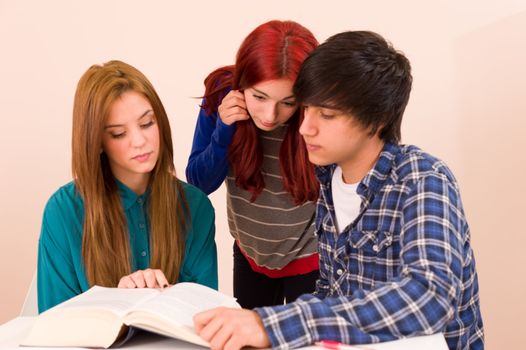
left=117, top=269, right=169, bottom=288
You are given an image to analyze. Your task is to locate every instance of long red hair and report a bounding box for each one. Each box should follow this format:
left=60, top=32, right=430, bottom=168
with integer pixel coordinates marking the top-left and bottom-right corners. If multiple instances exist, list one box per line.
left=203, top=20, right=319, bottom=204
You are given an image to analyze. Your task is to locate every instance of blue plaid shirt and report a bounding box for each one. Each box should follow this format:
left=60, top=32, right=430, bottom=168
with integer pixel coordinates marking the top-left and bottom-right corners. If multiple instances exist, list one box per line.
left=255, top=143, right=484, bottom=350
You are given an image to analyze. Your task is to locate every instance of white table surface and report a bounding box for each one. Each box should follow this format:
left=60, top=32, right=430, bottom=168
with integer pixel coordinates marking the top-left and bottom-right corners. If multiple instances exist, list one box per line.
left=0, top=317, right=447, bottom=350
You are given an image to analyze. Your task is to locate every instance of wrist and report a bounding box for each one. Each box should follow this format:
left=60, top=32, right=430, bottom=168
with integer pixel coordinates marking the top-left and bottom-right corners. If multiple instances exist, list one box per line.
left=215, top=116, right=236, bottom=146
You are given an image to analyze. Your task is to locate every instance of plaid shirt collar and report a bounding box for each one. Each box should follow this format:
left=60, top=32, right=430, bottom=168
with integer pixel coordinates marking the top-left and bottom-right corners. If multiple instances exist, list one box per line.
left=315, top=142, right=399, bottom=200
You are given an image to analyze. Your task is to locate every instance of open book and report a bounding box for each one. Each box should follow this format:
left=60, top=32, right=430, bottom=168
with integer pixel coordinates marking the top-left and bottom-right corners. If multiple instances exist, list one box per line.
left=21, top=282, right=239, bottom=348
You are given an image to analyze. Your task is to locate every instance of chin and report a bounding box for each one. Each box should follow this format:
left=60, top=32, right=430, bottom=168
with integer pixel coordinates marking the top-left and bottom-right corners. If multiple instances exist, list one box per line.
left=307, top=155, right=331, bottom=167
left=135, top=164, right=156, bottom=174
left=257, top=125, right=278, bottom=131
left=254, top=119, right=281, bottom=131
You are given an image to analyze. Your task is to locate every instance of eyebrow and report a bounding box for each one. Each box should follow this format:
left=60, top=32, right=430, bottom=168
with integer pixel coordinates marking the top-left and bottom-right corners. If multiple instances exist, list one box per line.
left=319, top=104, right=341, bottom=111
left=251, top=88, right=295, bottom=101
left=308, top=103, right=344, bottom=113
left=104, top=109, right=153, bottom=129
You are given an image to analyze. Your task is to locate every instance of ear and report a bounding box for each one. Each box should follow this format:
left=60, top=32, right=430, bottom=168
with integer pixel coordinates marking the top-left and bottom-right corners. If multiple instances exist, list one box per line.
left=367, top=123, right=383, bottom=139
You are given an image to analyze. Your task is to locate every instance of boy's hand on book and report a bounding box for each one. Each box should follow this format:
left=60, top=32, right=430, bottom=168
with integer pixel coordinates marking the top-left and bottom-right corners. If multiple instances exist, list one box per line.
left=193, top=307, right=270, bottom=350
left=117, top=268, right=170, bottom=289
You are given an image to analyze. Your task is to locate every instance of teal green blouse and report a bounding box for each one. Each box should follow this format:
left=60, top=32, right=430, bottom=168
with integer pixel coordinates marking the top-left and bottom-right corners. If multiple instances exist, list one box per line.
left=37, top=179, right=217, bottom=313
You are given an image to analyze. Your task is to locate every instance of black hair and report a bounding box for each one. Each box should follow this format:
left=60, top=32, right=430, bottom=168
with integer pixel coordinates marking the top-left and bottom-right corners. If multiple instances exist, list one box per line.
left=294, top=31, right=412, bottom=144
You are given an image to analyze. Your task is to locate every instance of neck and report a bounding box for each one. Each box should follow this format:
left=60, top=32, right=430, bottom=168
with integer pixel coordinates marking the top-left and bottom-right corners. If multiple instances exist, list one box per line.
left=340, top=139, right=385, bottom=184
left=117, top=174, right=150, bottom=195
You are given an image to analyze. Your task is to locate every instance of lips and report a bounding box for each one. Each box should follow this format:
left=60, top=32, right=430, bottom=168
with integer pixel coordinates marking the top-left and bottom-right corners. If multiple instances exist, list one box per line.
left=132, top=152, right=152, bottom=162
left=305, top=143, right=321, bottom=152
left=260, top=120, right=276, bottom=128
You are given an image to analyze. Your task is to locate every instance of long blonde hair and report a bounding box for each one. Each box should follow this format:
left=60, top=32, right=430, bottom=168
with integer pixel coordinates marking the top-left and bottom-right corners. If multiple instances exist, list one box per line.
left=72, top=60, right=187, bottom=287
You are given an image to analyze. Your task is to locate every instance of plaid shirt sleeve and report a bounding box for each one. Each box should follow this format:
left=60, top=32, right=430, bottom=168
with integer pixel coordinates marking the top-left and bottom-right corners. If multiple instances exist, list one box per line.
left=255, top=173, right=465, bottom=349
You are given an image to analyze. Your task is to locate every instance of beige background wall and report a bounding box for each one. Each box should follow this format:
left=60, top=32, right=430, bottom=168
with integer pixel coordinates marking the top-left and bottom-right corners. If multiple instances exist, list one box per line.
left=1, top=1, right=525, bottom=348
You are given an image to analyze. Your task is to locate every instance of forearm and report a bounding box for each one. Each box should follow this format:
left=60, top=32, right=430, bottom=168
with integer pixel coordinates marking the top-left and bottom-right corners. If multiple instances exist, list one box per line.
left=186, top=151, right=229, bottom=194
left=256, top=272, right=456, bottom=349
left=186, top=110, right=235, bottom=194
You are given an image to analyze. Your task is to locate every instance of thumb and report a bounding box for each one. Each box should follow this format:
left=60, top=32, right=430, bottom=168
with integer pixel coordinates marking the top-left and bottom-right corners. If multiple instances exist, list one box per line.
left=193, top=307, right=220, bottom=333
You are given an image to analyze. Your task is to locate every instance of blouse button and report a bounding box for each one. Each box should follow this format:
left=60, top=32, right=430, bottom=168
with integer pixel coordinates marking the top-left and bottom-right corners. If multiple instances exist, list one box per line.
left=336, top=269, right=343, bottom=276
left=141, top=251, right=146, bottom=257
left=372, top=244, right=379, bottom=252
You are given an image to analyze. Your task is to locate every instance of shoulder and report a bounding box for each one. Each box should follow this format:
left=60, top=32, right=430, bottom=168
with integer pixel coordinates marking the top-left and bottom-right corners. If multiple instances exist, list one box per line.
left=198, top=84, right=231, bottom=121
left=40, top=181, right=84, bottom=245
left=180, top=180, right=214, bottom=215
left=205, top=66, right=234, bottom=90
left=393, top=144, right=459, bottom=189
left=202, top=85, right=232, bottom=110
left=203, top=66, right=234, bottom=111
left=44, top=181, right=83, bottom=217
left=179, top=180, right=215, bottom=240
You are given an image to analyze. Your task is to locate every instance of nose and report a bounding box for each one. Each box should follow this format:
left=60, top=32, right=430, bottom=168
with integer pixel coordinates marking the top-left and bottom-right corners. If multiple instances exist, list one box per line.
left=299, top=107, right=316, bottom=137
left=261, top=103, right=278, bottom=124
left=130, top=128, right=147, bottom=148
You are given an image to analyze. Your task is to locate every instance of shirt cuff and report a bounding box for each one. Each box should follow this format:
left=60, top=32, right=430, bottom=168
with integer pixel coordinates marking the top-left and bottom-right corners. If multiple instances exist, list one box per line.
left=254, top=296, right=314, bottom=350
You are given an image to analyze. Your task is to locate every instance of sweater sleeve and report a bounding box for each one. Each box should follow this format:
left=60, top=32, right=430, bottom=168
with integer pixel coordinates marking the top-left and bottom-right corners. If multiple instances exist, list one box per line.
left=185, top=102, right=236, bottom=194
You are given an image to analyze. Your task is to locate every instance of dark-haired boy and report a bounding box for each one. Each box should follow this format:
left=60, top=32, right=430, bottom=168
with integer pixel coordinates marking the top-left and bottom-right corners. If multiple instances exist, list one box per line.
left=194, top=30, right=484, bottom=350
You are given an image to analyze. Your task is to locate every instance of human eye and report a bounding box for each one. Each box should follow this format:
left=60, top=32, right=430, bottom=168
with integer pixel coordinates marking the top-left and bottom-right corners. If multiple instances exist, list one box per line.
left=282, top=100, right=297, bottom=108
left=110, top=131, right=126, bottom=139
left=252, top=94, right=265, bottom=101
left=319, top=108, right=338, bottom=120
left=140, top=119, right=155, bottom=129
left=320, top=112, right=336, bottom=120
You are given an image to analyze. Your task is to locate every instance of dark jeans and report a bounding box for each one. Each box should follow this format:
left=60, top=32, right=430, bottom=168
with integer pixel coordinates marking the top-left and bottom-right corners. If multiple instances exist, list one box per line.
left=233, top=243, right=319, bottom=309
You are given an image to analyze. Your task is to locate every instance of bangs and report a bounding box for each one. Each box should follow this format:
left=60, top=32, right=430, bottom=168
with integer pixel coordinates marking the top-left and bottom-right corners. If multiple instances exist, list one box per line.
left=294, top=73, right=354, bottom=114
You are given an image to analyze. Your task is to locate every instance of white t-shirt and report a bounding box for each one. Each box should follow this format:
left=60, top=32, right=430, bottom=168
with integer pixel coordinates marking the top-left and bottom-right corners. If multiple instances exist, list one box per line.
left=331, top=166, right=362, bottom=234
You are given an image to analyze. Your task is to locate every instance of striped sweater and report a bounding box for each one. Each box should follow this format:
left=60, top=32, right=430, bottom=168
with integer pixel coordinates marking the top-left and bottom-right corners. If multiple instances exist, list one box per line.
left=226, top=124, right=316, bottom=269
left=186, top=104, right=317, bottom=271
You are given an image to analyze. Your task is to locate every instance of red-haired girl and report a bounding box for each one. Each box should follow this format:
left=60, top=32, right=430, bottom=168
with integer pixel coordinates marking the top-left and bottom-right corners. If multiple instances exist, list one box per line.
left=186, top=20, right=319, bottom=308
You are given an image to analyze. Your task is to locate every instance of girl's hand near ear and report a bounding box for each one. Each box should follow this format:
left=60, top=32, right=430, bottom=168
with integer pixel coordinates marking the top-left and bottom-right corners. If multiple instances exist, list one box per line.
left=117, top=268, right=170, bottom=289
left=217, top=90, right=250, bottom=125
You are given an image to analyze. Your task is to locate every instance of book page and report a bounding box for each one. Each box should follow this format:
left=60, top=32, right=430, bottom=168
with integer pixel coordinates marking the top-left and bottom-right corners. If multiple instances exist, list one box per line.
left=130, top=282, right=239, bottom=327
left=48, top=286, right=160, bottom=317
left=22, top=287, right=164, bottom=348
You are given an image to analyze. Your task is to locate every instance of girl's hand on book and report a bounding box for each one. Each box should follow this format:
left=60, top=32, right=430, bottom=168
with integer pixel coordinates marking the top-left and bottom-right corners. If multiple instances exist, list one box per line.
left=117, top=268, right=170, bottom=289
left=218, top=90, right=249, bottom=125
left=194, top=307, right=270, bottom=350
